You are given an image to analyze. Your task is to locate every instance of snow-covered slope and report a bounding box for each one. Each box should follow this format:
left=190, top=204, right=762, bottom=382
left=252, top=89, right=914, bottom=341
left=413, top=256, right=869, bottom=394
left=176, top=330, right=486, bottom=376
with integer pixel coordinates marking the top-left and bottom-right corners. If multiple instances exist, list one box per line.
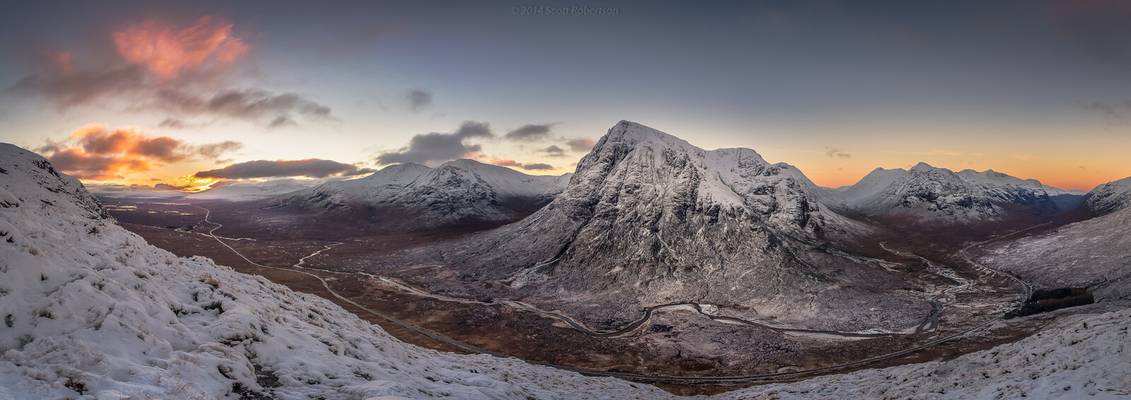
left=276, top=160, right=569, bottom=229
left=828, top=163, right=1074, bottom=224
left=446, top=121, right=927, bottom=331
left=281, top=163, right=433, bottom=210
left=187, top=179, right=319, bottom=201
left=980, top=175, right=1131, bottom=301
left=724, top=306, right=1131, bottom=400
left=1085, top=176, right=1131, bottom=216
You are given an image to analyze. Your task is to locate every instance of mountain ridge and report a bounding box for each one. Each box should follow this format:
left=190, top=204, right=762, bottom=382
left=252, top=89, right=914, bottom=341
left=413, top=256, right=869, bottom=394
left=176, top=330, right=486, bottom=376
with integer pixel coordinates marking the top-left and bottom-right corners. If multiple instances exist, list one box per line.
left=274, top=158, right=570, bottom=230
left=825, top=162, right=1077, bottom=224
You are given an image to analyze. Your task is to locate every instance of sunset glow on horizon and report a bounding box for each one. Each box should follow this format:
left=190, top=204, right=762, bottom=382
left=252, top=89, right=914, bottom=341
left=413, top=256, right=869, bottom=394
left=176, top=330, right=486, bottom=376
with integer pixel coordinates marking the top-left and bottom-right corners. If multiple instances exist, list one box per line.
left=3, top=1, right=1130, bottom=193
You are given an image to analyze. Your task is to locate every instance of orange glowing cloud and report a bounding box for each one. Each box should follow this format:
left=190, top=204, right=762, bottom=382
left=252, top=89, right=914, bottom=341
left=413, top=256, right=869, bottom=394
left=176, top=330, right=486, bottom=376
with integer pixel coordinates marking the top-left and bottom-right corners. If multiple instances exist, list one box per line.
left=113, top=16, right=248, bottom=80
left=488, top=159, right=523, bottom=167
left=39, top=125, right=242, bottom=180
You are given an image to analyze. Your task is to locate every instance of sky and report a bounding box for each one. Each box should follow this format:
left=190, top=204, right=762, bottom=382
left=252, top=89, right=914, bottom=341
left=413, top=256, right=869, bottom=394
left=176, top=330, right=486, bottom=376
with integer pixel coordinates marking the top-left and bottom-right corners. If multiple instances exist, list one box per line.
left=2, top=0, right=1130, bottom=192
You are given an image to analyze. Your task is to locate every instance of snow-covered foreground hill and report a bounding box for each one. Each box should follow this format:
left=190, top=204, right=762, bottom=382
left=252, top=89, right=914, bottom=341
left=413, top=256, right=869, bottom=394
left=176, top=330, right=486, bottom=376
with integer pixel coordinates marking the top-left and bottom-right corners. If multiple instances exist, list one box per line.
left=2, top=142, right=1129, bottom=399
left=733, top=307, right=1131, bottom=399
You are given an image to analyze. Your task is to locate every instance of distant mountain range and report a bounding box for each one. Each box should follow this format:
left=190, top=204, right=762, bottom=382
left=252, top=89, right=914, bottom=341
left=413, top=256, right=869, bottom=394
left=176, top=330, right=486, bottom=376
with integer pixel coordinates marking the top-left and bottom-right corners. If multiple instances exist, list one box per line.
left=187, top=179, right=319, bottom=201
left=824, top=163, right=1081, bottom=224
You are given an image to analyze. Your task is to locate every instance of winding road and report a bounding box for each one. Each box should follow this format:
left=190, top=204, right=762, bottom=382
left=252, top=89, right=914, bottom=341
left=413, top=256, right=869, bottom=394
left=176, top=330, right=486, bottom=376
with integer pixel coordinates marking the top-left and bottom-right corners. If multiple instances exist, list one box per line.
left=185, top=203, right=1041, bottom=385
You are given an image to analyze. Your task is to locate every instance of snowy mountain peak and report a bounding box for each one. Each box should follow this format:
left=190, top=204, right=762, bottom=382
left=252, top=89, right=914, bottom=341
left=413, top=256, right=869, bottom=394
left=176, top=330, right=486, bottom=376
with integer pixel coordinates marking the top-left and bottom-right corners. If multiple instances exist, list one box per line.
left=437, top=158, right=491, bottom=170
left=596, top=120, right=700, bottom=153
left=570, top=121, right=835, bottom=226
left=910, top=161, right=939, bottom=172
left=358, top=162, right=432, bottom=183
left=275, top=157, right=568, bottom=230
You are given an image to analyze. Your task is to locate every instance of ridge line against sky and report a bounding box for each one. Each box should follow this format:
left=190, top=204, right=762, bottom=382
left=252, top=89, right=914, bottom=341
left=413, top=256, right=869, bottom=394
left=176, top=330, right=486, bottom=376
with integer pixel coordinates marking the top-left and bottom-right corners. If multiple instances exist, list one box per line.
left=2, top=0, right=1131, bottom=192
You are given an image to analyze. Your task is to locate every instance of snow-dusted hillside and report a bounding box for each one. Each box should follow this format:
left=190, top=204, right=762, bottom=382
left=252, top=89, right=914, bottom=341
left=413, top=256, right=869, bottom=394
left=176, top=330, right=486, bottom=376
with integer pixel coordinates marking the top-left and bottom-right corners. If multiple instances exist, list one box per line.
left=279, top=163, right=433, bottom=210
left=445, top=121, right=928, bottom=331
left=980, top=175, right=1131, bottom=301
left=827, top=163, right=1074, bottom=224
left=275, top=160, right=570, bottom=229
left=724, top=306, right=1131, bottom=399
left=1085, top=176, right=1131, bottom=216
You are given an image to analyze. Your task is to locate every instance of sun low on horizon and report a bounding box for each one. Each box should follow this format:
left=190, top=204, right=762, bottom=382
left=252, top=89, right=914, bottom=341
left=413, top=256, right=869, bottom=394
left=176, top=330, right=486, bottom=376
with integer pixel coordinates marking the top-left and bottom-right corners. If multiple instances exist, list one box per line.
left=3, top=1, right=1131, bottom=194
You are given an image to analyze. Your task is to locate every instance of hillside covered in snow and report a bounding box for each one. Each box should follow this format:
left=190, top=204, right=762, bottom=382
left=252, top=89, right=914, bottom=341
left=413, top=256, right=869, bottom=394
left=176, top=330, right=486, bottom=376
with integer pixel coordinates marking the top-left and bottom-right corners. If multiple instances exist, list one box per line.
left=1085, top=176, right=1131, bottom=216
left=980, top=175, right=1131, bottom=302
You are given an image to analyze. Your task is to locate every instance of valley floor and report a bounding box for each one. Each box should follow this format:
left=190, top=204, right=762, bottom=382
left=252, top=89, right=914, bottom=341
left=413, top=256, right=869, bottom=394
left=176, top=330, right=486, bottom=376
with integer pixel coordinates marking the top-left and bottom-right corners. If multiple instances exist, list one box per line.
left=102, top=198, right=1092, bottom=395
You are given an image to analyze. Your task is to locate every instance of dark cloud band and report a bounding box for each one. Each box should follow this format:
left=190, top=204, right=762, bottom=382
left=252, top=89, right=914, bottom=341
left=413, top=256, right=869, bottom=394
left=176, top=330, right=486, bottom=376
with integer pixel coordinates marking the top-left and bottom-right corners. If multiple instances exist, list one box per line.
left=376, top=121, right=493, bottom=165
left=194, top=159, right=368, bottom=179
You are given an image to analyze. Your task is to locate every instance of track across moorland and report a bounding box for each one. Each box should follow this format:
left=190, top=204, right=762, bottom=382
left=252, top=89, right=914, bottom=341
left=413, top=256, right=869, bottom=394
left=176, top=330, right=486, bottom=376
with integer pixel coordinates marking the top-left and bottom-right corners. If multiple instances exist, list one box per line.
left=187, top=203, right=1040, bottom=385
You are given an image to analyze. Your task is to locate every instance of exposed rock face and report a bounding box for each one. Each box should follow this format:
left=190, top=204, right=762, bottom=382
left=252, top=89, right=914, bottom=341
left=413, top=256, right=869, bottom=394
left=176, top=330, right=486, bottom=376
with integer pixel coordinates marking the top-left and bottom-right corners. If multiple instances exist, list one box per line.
left=275, top=159, right=570, bottom=230
left=448, top=121, right=925, bottom=331
left=826, top=163, right=1076, bottom=224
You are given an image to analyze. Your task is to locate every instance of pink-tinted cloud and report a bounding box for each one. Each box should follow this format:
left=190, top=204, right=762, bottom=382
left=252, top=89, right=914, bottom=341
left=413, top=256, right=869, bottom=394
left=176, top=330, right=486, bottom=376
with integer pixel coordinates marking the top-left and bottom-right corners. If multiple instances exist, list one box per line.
left=487, top=158, right=555, bottom=171
left=488, top=159, right=523, bottom=167
left=113, top=16, right=249, bottom=80
left=11, top=16, right=331, bottom=128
